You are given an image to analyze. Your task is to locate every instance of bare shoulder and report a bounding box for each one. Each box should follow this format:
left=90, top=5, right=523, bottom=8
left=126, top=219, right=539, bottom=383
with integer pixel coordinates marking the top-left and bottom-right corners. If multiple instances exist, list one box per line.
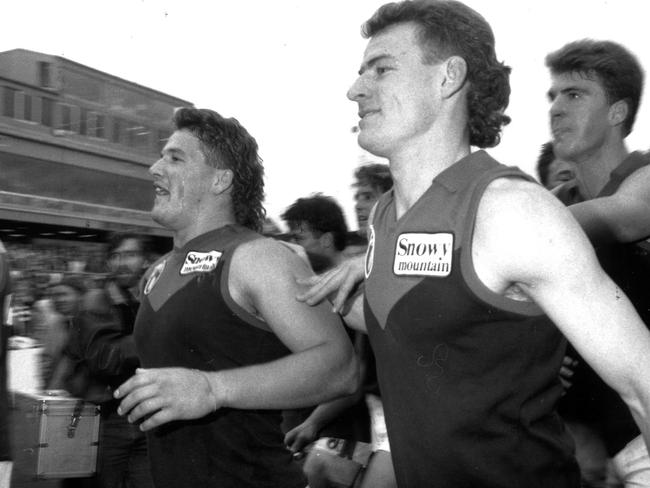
left=474, top=176, right=592, bottom=289
left=229, top=237, right=313, bottom=300
left=478, top=177, right=573, bottom=234
left=619, top=163, right=650, bottom=194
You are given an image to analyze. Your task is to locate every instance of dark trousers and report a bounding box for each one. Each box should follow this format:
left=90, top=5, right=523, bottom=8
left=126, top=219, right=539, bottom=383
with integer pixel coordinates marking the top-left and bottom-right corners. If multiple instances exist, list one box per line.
left=65, top=409, right=153, bottom=488
left=96, top=409, right=153, bottom=488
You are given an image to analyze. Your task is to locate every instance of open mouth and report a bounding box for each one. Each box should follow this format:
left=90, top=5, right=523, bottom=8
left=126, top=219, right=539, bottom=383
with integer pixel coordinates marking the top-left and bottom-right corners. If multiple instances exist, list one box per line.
left=154, top=183, right=169, bottom=196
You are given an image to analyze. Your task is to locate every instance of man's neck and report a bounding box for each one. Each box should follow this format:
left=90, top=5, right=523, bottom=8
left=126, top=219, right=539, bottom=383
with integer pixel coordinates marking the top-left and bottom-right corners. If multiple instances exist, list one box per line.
left=389, top=137, right=470, bottom=219
left=173, top=212, right=237, bottom=249
left=574, top=139, right=629, bottom=198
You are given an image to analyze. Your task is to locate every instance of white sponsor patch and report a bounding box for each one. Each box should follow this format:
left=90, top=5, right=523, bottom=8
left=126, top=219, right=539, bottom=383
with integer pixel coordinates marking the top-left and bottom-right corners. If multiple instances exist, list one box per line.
left=365, top=225, right=375, bottom=279
left=144, top=259, right=166, bottom=296
left=393, top=232, right=453, bottom=277
left=180, top=250, right=222, bottom=275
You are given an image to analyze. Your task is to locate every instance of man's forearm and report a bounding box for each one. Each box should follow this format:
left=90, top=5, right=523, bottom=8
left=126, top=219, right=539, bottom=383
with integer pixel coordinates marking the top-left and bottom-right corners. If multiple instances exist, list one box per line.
left=205, top=342, right=358, bottom=411
left=570, top=197, right=650, bottom=245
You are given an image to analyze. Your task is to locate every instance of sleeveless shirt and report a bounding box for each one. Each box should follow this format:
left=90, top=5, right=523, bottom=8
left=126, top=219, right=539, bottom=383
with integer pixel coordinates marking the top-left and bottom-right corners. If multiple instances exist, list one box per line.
left=364, top=151, right=579, bottom=487
left=134, top=225, right=306, bottom=488
left=556, top=151, right=650, bottom=456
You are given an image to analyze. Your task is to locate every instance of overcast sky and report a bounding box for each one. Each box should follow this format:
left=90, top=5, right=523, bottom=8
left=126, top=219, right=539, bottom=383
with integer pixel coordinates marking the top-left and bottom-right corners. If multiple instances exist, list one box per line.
left=2, top=0, right=649, bottom=230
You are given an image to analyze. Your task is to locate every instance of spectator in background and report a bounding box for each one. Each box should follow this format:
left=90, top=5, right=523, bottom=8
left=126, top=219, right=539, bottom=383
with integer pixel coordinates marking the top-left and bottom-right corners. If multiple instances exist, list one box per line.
left=53, top=233, right=154, bottom=488
left=282, top=194, right=349, bottom=272
left=39, top=275, right=87, bottom=388
left=346, top=163, right=392, bottom=256
left=536, top=141, right=575, bottom=190
left=353, top=163, right=392, bottom=236
left=0, top=240, right=12, bottom=488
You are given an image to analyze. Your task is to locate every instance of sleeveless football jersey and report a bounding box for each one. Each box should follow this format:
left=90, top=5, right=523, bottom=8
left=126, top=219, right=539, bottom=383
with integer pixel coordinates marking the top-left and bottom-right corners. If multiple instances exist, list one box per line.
left=135, top=225, right=306, bottom=488
left=556, top=151, right=650, bottom=456
left=364, top=151, right=579, bottom=487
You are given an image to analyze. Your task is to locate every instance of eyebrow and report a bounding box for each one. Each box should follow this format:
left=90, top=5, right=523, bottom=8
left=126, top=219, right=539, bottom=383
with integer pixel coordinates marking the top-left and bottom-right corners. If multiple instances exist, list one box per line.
left=160, top=147, right=186, bottom=158
left=547, top=86, right=589, bottom=101
left=358, top=54, right=394, bottom=75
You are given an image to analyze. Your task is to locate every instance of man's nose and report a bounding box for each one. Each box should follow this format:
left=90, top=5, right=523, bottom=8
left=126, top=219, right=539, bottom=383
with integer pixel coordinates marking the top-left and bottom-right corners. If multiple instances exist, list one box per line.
left=149, top=157, right=164, bottom=176
left=347, top=75, right=368, bottom=102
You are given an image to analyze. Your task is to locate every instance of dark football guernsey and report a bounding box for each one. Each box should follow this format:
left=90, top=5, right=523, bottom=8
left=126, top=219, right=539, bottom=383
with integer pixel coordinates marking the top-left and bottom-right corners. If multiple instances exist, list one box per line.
left=134, top=225, right=306, bottom=488
left=364, top=151, right=579, bottom=487
left=557, top=151, right=650, bottom=456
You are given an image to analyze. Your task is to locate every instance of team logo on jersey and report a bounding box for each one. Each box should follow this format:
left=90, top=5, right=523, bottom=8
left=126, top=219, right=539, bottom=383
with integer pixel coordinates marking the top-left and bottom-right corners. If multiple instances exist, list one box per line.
left=144, top=259, right=166, bottom=295
left=365, top=225, right=375, bottom=279
left=180, top=250, right=222, bottom=275
left=393, top=232, right=453, bottom=277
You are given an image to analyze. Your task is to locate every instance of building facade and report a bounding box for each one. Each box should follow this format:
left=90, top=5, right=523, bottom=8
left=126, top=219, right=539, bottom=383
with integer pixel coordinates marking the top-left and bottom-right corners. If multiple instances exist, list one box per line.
left=0, top=48, right=191, bottom=248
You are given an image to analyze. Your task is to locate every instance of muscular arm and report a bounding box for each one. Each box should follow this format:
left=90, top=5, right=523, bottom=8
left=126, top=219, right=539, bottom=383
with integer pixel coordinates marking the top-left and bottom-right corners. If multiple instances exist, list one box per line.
left=568, top=165, right=650, bottom=244
left=474, top=178, right=650, bottom=451
left=214, top=238, right=357, bottom=409
left=297, top=257, right=367, bottom=332
left=284, top=331, right=368, bottom=452
left=116, top=238, right=358, bottom=430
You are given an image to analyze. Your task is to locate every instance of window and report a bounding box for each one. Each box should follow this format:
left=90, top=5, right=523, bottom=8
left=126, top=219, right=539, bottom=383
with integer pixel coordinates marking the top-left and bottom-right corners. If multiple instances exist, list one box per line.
left=59, top=104, right=73, bottom=131
left=89, top=113, right=106, bottom=139
left=157, top=129, right=171, bottom=153
left=22, top=94, right=33, bottom=121
left=95, top=114, right=105, bottom=138
left=128, top=124, right=150, bottom=150
left=79, top=108, right=88, bottom=135
left=41, top=97, right=54, bottom=127
left=111, top=118, right=124, bottom=144
left=3, top=87, right=16, bottom=117
left=39, top=62, right=52, bottom=88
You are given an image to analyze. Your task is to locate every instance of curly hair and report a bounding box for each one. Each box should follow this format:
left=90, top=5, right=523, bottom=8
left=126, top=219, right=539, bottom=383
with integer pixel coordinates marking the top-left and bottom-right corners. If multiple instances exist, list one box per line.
left=545, top=40, right=644, bottom=137
left=172, top=107, right=265, bottom=231
left=536, top=141, right=555, bottom=188
left=281, top=194, right=348, bottom=251
left=353, top=163, right=393, bottom=193
left=361, top=0, right=511, bottom=148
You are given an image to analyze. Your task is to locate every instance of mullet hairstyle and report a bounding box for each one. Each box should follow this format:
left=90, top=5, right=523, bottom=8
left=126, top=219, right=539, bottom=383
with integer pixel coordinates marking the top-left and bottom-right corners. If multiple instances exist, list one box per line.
left=545, top=39, right=644, bottom=137
left=362, top=0, right=511, bottom=148
left=172, top=107, right=266, bottom=231
left=535, top=141, right=555, bottom=188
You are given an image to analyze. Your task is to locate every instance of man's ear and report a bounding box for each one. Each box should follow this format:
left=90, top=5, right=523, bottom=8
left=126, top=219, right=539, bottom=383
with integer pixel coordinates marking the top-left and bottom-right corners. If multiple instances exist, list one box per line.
left=212, top=168, right=234, bottom=195
left=440, top=55, right=468, bottom=99
left=320, top=232, right=335, bottom=249
left=609, top=99, right=629, bottom=128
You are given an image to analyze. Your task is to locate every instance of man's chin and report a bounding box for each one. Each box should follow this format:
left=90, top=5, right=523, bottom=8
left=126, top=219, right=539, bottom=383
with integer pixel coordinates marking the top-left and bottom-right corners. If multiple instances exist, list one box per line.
left=358, top=136, right=389, bottom=159
left=151, top=208, right=167, bottom=226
